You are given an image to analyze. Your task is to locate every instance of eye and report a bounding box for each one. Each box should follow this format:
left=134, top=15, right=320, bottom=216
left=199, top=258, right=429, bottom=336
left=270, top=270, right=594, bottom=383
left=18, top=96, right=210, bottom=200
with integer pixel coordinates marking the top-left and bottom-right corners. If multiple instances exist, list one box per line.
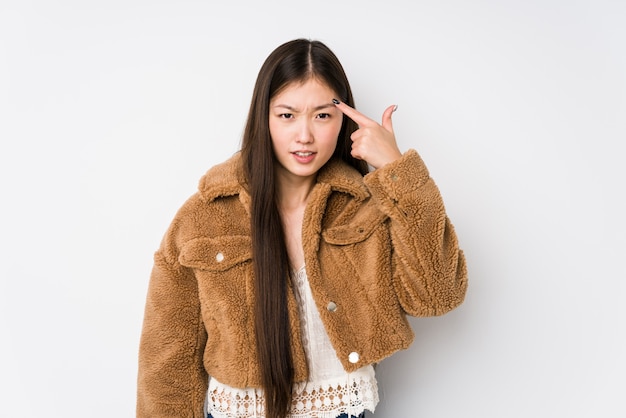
left=279, top=113, right=294, bottom=119
left=316, top=113, right=331, bottom=119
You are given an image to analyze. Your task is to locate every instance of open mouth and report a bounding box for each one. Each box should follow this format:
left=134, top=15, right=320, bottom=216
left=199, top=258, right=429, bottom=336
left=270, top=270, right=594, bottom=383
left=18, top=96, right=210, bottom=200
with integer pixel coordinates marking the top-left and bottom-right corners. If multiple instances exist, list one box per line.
left=292, top=151, right=316, bottom=163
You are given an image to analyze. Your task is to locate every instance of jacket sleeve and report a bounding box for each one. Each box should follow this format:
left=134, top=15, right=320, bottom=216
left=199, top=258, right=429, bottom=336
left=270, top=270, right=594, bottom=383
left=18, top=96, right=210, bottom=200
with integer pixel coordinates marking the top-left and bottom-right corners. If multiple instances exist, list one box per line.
left=364, top=149, right=468, bottom=316
left=137, top=232, right=208, bottom=417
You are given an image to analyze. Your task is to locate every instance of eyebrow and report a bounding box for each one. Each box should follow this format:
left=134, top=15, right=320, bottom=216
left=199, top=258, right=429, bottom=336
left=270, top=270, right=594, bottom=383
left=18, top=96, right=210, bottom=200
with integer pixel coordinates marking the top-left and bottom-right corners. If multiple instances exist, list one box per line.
left=272, top=103, right=335, bottom=112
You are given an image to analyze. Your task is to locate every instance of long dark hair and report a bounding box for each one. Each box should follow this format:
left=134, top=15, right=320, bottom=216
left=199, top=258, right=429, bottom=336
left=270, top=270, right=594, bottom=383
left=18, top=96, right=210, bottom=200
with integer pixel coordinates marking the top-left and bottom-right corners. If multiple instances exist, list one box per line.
left=240, top=39, right=368, bottom=418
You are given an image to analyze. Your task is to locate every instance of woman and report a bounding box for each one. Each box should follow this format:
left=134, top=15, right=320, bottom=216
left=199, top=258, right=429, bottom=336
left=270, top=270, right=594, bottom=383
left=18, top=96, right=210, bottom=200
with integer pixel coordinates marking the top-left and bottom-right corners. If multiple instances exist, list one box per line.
left=137, top=38, right=467, bottom=418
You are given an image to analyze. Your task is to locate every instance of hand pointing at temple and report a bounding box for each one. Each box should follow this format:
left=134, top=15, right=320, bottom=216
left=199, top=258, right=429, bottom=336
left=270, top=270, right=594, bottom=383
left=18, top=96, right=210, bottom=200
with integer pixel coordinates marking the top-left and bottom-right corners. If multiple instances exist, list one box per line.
left=333, top=99, right=402, bottom=169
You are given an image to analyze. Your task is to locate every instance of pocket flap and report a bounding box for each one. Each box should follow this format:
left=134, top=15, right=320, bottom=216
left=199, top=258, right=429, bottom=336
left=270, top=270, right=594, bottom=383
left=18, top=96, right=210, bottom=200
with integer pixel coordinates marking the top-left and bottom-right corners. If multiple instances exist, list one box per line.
left=179, top=235, right=251, bottom=271
left=322, top=211, right=387, bottom=245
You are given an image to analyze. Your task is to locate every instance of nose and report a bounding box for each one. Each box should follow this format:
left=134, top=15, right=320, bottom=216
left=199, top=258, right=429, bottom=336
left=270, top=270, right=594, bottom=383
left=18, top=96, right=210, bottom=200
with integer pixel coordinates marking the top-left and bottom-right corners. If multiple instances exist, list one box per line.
left=296, top=120, right=313, bottom=144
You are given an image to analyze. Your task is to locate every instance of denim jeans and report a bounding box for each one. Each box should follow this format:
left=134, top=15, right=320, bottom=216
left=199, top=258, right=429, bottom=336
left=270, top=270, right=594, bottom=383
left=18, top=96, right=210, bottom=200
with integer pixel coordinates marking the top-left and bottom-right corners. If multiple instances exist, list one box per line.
left=207, top=414, right=365, bottom=418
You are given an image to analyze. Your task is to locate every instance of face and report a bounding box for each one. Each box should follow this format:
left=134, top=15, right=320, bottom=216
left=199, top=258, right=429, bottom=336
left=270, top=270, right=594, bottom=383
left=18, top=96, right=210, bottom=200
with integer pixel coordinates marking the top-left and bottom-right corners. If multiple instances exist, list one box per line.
left=269, top=78, right=342, bottom=185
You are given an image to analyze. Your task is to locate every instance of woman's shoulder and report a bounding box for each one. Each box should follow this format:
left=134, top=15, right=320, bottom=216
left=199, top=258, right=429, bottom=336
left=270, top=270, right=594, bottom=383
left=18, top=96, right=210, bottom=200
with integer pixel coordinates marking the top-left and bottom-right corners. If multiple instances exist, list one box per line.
left=196, top=152, right=246, bottom=203
left=167, top=152, right=244, bottom=218
left=162, top=153, right=247, bottom=242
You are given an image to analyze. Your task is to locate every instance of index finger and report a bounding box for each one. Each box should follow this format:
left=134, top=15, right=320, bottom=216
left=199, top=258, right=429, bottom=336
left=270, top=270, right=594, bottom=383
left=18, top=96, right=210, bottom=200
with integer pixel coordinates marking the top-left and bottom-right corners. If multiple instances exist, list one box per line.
left=332, top=98, right=376, bottom=127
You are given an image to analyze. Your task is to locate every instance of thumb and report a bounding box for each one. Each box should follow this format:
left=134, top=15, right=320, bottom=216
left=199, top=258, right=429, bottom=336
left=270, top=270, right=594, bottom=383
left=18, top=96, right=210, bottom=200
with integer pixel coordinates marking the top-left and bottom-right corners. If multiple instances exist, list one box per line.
left=382, top=104, right=397, bottom=132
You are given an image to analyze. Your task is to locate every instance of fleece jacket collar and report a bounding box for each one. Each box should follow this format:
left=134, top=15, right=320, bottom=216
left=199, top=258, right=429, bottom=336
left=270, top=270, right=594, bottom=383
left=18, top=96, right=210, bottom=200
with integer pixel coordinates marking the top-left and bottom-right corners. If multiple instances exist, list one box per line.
left=197, top=152, right=371, bottom=204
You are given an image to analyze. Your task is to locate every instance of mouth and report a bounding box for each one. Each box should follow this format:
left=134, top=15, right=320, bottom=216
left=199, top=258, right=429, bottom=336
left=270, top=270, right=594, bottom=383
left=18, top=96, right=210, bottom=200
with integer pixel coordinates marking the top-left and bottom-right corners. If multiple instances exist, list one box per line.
left=292, top=151, right=316, bottom=163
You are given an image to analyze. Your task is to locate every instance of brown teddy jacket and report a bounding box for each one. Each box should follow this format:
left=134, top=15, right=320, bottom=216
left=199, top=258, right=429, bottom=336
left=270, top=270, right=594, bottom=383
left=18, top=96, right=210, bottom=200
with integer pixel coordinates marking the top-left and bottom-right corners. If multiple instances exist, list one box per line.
left=137, top=149, right=468, bottom=417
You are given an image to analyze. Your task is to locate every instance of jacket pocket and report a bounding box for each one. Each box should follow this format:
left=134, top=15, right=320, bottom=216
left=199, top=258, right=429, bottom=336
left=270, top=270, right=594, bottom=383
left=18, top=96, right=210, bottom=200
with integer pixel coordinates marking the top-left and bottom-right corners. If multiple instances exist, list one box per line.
left=322, top=210, right=387, bottom=245
left=178, top=235, right=251, bottom=271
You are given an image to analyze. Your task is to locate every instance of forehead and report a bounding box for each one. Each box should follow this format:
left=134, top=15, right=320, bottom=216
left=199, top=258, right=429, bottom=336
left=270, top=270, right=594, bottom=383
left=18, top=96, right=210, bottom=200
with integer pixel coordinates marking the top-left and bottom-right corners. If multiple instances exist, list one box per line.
left=271, top=78, right=336, bottom=103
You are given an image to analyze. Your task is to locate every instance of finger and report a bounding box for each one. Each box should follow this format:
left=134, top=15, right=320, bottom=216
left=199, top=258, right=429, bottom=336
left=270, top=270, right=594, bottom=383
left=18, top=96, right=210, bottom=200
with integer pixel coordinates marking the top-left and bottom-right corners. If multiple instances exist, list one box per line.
left=332, top=99, right=377, bottom=127
left=381, top=105, right=397, bottom=132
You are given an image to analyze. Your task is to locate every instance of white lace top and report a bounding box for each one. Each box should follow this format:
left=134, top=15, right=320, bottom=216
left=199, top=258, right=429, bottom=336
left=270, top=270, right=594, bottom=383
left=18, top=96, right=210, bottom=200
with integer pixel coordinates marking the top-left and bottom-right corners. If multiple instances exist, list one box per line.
left=205, top=266, right=379, bottom=418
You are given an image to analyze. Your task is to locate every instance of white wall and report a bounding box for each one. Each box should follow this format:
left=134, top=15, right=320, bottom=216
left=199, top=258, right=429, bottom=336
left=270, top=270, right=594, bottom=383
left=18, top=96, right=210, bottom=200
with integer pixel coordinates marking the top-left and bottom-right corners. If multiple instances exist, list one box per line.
left=1, top=0, right=624, bottom=416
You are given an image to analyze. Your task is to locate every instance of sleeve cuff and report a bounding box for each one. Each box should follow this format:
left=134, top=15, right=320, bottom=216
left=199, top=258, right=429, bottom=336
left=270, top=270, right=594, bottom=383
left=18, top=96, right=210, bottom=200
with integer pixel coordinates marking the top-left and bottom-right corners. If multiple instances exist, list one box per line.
left=364, top=149, right=431, bottom=203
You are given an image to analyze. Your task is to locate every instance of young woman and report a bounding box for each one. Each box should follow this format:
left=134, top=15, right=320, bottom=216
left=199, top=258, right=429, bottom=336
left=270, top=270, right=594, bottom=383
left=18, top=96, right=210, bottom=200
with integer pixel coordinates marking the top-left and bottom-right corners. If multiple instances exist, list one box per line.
left=137, top=38, right=468, bottom=418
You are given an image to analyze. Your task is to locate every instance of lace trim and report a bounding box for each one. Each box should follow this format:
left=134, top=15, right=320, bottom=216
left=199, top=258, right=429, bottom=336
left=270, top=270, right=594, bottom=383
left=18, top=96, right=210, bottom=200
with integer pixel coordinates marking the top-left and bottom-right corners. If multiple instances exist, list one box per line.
left=207, top=369, right=378, bottom=418
left=291, top=372, right=378, bottom=418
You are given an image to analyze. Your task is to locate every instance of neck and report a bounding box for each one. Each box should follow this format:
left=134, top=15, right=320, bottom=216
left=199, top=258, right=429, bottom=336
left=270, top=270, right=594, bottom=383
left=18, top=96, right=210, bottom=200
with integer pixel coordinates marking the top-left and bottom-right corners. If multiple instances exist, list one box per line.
left=276, top=174, right=316, bottom=212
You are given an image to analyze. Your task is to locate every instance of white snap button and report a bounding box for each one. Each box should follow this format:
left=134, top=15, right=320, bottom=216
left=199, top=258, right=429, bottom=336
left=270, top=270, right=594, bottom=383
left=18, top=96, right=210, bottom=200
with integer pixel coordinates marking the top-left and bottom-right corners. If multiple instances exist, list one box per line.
left=348, top=351, right=359, bottom=364
left=215, top=252, right=224, bottom=262
left=327, top=301, right=337, bottom=312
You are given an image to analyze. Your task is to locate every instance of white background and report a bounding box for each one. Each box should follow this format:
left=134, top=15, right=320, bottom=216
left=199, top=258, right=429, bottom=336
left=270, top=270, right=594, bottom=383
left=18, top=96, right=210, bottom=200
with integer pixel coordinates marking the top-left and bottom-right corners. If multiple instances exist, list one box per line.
left=1, top=0, right=625, bottom=417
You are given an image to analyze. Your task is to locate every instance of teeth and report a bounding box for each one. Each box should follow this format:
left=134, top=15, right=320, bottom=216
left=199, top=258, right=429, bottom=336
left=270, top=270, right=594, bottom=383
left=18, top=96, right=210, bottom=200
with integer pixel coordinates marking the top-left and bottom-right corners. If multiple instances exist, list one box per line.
left=295, top=152, right=313, bottom=156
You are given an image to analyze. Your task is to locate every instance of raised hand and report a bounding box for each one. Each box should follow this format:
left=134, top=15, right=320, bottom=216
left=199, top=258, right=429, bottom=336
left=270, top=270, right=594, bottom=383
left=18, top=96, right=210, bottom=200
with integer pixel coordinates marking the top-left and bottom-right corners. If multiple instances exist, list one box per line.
left=333, top=99, right=402, bottom=169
